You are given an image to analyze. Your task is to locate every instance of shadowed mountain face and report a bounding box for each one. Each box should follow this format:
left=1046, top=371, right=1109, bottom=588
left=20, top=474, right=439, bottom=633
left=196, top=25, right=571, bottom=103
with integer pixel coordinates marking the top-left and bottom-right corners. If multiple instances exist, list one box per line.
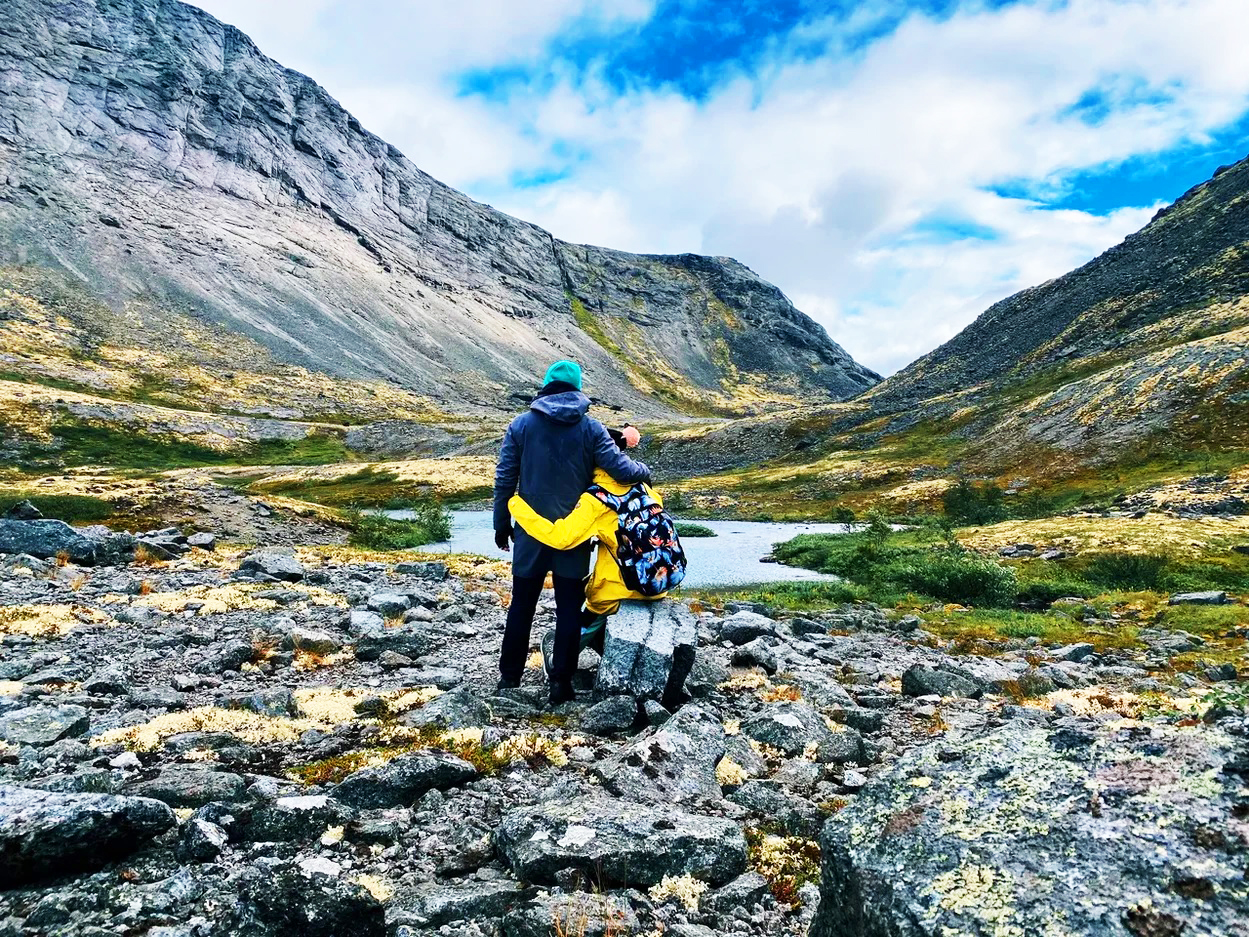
left=0, top=0, right=879, bottom=421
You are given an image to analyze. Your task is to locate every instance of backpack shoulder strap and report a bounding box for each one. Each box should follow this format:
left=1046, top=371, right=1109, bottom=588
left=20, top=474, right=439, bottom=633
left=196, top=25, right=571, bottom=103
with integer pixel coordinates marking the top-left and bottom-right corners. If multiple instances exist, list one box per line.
left=586, top=484, right=625, bottom=513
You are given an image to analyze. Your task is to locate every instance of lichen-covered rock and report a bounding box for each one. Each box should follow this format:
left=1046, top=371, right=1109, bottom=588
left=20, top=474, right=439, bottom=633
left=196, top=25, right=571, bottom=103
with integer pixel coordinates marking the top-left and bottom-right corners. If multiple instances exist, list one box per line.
left=128, top=767, right=248, bottom=808
left=331, top=753, right=478, bottom=809
left=593, top=703, right=726, bottom=803
left=238, top=550, right=305, bottom=582
left=229, top=864, right=387, bottom=936
left=809, top=722, right=1249, bottom=937
left=0, top=785, right=176, bottom=886
left=741, top=702, right=866, bottom=764
left=595, top=599, right=697, bottom=706
left=0, top=704, right=90, bottom=747
left=502, top=891, right=639, bottom=937
left=495, top=795, right=747, bottom=887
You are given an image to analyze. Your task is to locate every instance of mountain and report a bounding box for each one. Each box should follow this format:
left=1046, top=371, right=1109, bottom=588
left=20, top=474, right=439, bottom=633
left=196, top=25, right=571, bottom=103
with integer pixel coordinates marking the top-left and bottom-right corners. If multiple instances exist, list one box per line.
left=863, top=153, right=1249, bottom=462
left=0, top=0, right=879, bottom=434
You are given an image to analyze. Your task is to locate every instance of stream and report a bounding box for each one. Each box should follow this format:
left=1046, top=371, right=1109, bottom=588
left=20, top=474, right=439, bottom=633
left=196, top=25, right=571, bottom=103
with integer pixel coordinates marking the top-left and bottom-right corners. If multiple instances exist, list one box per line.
left=383, top=509, right=850, bottom=589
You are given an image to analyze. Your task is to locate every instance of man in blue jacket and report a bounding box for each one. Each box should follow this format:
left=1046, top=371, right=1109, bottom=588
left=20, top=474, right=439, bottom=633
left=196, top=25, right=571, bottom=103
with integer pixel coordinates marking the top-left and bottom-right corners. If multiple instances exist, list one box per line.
left=493, top=360, right=651, bottom=704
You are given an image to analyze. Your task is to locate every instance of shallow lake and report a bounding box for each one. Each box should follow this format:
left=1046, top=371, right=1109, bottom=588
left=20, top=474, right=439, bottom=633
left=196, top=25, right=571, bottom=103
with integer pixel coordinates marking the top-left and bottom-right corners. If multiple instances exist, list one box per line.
left=384, top=509, right=849, bottom=589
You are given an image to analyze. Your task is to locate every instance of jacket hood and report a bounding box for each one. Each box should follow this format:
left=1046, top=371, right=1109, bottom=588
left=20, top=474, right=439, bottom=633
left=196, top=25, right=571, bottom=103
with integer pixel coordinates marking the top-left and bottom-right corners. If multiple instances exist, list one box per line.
left=530, top=390, right=590, bottom=424
left=591, top=468, right=639, bottom=495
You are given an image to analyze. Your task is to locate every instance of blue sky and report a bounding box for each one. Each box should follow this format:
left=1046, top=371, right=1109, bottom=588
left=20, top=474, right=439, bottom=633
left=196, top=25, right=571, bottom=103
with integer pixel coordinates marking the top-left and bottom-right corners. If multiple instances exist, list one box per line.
left=190, top=0, right=1249, bottom=375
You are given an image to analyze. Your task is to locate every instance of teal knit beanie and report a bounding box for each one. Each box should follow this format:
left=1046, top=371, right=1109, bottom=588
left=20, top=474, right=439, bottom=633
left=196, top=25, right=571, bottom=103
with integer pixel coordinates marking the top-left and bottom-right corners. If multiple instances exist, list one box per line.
left=543, top=360, right=582, bottom=390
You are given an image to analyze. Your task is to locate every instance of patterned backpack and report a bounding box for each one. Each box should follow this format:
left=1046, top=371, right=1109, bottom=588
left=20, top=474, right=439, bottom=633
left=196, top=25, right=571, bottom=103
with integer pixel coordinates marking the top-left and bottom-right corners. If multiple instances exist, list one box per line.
left=586, top=483, right=687, bottom=596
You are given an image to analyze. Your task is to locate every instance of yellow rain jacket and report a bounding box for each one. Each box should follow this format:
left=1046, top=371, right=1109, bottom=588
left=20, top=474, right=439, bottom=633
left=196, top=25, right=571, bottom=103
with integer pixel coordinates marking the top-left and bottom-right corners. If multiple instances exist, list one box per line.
left=508, top=469, right=668, bottom=615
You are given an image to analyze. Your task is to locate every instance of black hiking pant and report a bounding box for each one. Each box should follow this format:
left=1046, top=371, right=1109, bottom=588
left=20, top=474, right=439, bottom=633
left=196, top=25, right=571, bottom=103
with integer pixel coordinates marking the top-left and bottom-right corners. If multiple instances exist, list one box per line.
left=499, top=574, right=585, bottom=685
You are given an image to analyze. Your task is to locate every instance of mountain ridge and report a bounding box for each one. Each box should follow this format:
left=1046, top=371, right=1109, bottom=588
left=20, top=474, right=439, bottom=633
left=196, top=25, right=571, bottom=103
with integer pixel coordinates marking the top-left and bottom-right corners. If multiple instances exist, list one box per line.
left=0, top=0, right=879, bottom=424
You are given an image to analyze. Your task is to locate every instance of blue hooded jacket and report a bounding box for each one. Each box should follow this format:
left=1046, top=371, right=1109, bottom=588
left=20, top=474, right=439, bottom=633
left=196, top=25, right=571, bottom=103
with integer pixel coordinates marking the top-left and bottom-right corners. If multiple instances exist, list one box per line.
left=493, top=386, right=651, bottom=579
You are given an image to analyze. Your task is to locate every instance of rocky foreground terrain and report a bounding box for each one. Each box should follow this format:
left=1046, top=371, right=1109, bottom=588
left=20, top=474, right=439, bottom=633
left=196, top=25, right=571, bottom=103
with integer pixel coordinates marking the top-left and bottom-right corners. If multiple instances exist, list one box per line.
left=0, top=509, right=1243, bottom=936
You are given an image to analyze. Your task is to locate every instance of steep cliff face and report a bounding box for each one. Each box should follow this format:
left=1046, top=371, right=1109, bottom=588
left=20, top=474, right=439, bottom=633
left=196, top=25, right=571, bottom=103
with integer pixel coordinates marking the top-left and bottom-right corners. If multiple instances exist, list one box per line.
left=0, top=0, right=878, bottom=421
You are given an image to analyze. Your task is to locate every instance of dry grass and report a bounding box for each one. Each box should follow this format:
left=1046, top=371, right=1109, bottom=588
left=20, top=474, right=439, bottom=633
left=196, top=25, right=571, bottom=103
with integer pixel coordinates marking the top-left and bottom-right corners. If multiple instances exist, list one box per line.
left=0, top=604, right=110, bottom=637
left=958, top=512, right=1249, bottom=558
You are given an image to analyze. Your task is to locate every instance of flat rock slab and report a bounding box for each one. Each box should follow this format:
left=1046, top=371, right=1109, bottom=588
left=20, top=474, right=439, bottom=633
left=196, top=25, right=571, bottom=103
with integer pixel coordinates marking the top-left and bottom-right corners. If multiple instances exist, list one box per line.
left=239, top=549, right=305, bottom=582
left=0, top=519, right=134, bottom=566
left=809, top=722, right=1249, bottom=937
left=331, top=752, right=478, bottom=808
left=1169, top=590, right=1229, bottom=605
left=594, top=599, right=697, bottom=706
left=128, top=767, right=248, bottom=808
left=495, top=794, right=746, bottom=888
left=0, top=785, right=175, bottom=886
left=503, top=892, right=639, bottom=937
left=0, top=705, right=90, bottom=747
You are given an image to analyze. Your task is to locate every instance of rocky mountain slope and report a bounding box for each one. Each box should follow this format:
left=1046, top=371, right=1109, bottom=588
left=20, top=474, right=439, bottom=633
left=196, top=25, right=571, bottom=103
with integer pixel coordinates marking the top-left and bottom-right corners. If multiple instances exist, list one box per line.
left=0, top=0, right=878, bottom=427
left=865, top=152, right=1249, bottom=460
left=648, top=153, right=1249, bottom=491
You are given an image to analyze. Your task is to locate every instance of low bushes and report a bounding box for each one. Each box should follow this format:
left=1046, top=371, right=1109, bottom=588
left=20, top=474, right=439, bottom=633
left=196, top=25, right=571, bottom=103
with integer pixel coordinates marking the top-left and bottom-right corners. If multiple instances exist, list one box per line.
left=346, top=500, right=451, bottom=551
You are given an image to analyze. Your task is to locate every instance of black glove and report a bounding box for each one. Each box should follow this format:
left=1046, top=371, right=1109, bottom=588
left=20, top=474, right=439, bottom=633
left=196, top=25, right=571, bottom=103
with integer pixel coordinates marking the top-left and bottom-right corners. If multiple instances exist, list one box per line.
left=494, top=528, right=512, bottom=552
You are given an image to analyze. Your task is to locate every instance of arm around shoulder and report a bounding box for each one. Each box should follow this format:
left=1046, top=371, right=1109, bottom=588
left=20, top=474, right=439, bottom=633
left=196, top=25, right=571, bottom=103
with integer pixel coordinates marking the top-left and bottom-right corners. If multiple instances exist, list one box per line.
left=591, top=421, right=650, bottom=484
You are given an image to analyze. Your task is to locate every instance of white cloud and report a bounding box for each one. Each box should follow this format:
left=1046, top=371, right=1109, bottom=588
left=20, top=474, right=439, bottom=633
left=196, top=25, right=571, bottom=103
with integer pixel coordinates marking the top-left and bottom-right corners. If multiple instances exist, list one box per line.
left=184, top=0, right=1249, bottom=375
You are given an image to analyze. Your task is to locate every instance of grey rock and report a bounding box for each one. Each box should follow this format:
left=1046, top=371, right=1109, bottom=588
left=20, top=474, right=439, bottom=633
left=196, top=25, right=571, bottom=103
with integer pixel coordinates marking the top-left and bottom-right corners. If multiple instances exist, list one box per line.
left=232, top=795, right=354, bottom=843
left=128, top=686, right=186, bottom=710
left=703, top=871, right=771, bottom=914
left=4, top=499, right=42, bottom=520
left=741, top=702, right=866, bottom=764
left=227, top=688, right=297, bottom=718
left=203, top=639, right=257, bottom=673
left=684, top=653, right=730, bottom=697
left=239, top=550, right=305, bottom=582
left=347, top=610, right=385, bottom=635
left=810, top=721, right=1249, bottom=937
left=732, top=636, right=779, bottom=674
left=331, top=753, right=478, bottom=808
left=1051, top=642, right=1096, bottom=662
left=402, top=688, right=490, bottom=730
left=178, top=817, right=228, bottom=862
left=366, top=592, right=411, bottom=617
left=0, top=519, right=134, bottom=566
left=394, top=562, right=450, bottom=581
left=186, top=532, right=217, bottom=551
left=353, top=628, right=430, bottom=662
left=495, top=794, right=747, bottom=887
left=719, top=610, right=779, bottom=645
left=1141, top=629, right=1206, bottom=655
left=580, top=695, right=638, bottom=736
left=0, top=704, right=89, bottom=747
left=728, top=780, right=824, bottom=837
left=398, top=880, right=526, bottom=927
left=1169, top=590, right=1229, bottom=605
left=128, top=767, right=248, bottom=808
left=594, top=703, right=726, bottom=804
left=82, top=668, right=131, bottom=696
left=901, top=664, right=983, bottom=699
left=0, top=785, right=175, bottom=886
left=503, top=892, right=638, bottom=937
left=232, top=865, right=386, bottom=937
left=288, top=628, right=343, bottom=655
left=643, top=699, right=671, bottom=726
left=595, top=599, right=697, bottom=706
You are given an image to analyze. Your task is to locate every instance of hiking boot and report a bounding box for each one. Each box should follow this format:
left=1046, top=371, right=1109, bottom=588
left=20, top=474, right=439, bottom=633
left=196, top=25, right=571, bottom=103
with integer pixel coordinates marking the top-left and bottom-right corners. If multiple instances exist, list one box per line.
left=495, top=677, right=521, bottom=692
left=540, top=630, right=556, bottom=682
left=548, top=680, right=576, bottom=706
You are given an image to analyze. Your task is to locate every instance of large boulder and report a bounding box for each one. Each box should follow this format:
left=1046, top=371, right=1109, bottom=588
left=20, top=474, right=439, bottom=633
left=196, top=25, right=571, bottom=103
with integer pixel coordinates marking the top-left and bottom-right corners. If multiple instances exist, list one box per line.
left=496, top=795, right=747, bottom=888
left=593, top=703, right=726, bottom=804
left=0, top=705, right=90, bottom=747
left=809, top=722, right=1249, bottom=937
left=230, top=864, right=386, bottom=936
left=331, top=753, right=478, bottom=809
left=128, top=767, right=249, bottom=808
left=0, top=785, right=175, bottom=886
left=0, top=519, right=134, bottom=566
left=595, top=599, right=697, bottom=706
left=238, top=549, right=305, bottom=582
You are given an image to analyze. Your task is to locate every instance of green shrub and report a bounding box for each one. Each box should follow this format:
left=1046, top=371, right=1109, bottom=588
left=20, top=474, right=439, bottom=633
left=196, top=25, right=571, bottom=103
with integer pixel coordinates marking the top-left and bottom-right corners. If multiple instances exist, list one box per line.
left=887, top=550, right=1018, bottom=608
left=774, top=534, right=1017, bottom=607
left=346, top=501, right=451, bottom=551
left=675, top=523, right=716, bottom=538
left=1015, top=578, right=1097, bottom=606
left=1082, top=552, right=1169, bottom=591
left=942, top=478, right=1008, bottom=524
left=0, top=490, right=117, bottom=524
left=830, top=505, right=857, bottom=524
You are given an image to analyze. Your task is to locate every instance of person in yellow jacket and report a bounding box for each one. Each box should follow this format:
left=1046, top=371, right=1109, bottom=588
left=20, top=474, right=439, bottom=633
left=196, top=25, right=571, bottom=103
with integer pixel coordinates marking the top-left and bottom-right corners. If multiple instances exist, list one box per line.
left=508, top=425, right=669, bottom=671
